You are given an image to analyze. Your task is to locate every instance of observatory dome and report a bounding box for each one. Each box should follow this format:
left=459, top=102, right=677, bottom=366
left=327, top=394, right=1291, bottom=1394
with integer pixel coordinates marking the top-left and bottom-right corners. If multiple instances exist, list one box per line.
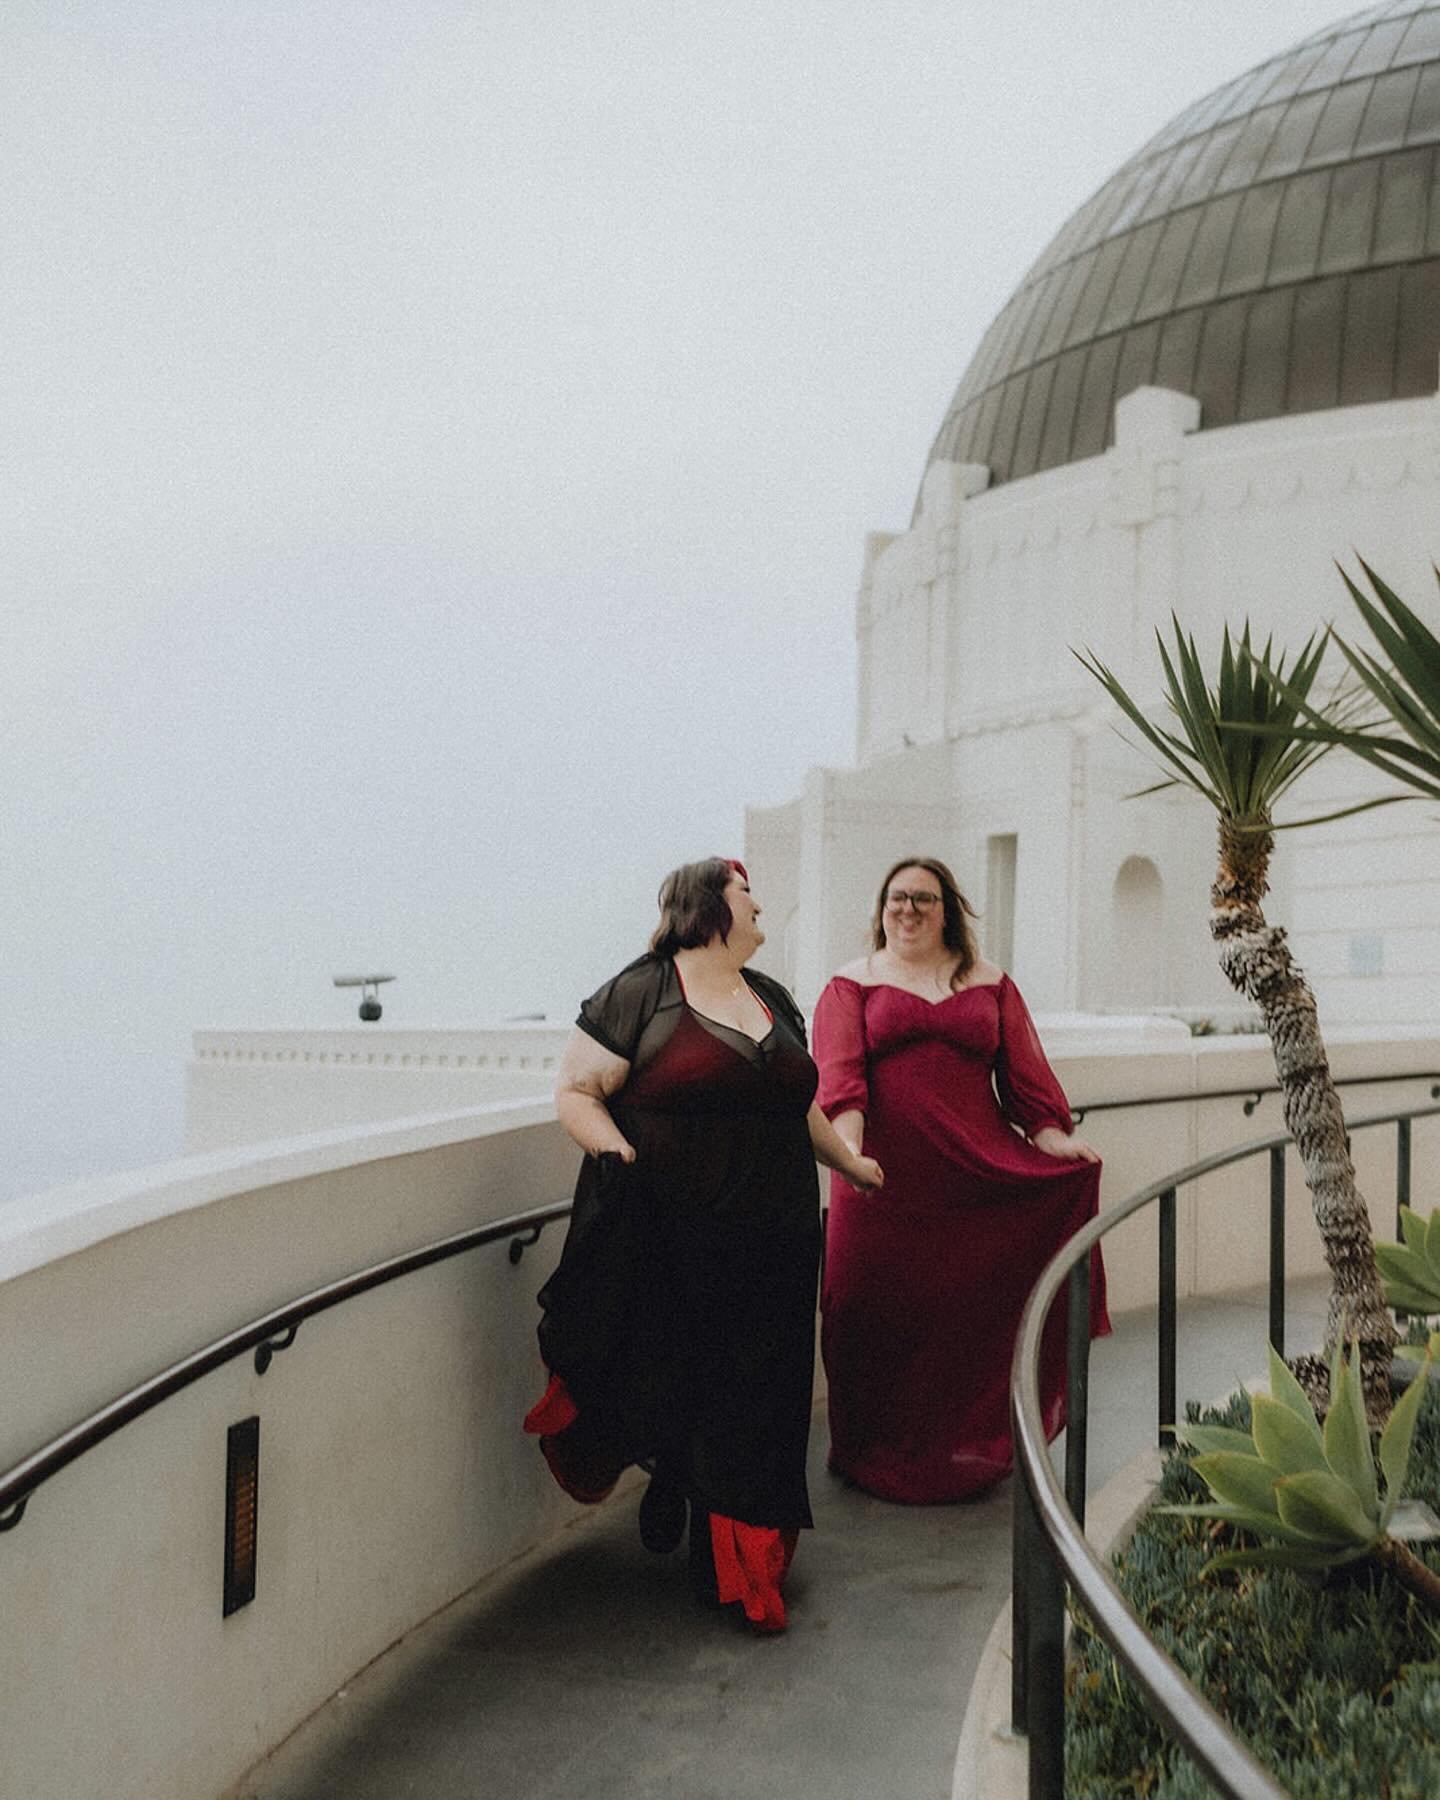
left=926, top=1, right=1440, bottom=492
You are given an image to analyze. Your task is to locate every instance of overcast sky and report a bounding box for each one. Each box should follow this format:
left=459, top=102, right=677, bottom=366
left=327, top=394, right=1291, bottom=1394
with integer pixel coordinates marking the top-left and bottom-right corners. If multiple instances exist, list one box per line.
left=3, top=0, right=1358, bottom=1200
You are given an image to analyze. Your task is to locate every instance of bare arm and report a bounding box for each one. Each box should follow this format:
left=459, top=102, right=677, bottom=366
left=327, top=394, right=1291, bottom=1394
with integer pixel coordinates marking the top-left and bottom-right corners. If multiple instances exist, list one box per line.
left=553, top=1028, right=636, bottom=1162
left=807, top=1102, right=883, bottom=1190
left=827, top=1107, right=865, bottom=1159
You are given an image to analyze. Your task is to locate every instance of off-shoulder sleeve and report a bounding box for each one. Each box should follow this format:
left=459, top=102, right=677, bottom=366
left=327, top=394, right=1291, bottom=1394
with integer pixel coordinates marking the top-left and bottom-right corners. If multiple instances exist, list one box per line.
left=813, top=978, right=869, bottom=1119
left=994, top=976, right=1073, bottom=1137
left=575, top=954, right=667, bottom=1062
left=745, top=968, right=808, bottom=1048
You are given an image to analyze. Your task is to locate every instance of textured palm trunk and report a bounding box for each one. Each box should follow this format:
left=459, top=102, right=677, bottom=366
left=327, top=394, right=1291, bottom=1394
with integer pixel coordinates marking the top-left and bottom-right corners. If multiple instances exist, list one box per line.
left=1211, top=815, right=1397, bottom=1423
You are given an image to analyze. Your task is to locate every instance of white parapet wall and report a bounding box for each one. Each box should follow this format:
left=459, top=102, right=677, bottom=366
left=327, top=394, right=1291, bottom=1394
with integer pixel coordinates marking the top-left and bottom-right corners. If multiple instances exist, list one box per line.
left=182, top=1017, right=1186, bottom=1157
left=1048, top=1026, right=1440, bottom=1315
left=186, top=1025, right=570, bottom=1151
left=185, top=1017, right=1440, bottom=1322
left=0, top=1101, right=581, bottom=1800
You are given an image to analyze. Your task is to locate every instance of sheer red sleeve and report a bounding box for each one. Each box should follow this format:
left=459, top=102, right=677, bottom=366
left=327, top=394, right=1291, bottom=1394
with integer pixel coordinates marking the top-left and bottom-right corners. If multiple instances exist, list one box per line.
left=994, top=976, right=1073, bottom=1137
left=814, top=978, right=869, bottom=1120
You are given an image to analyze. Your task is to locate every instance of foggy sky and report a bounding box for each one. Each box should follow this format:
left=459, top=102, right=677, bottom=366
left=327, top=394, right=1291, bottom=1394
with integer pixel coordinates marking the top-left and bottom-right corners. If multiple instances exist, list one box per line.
left=3, top=0, right=1357, bottom=1201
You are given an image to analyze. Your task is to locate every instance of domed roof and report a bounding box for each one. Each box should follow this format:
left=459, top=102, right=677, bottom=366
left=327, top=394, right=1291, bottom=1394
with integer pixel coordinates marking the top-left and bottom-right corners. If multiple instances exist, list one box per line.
left=926, top=1, right=1440, bottom=493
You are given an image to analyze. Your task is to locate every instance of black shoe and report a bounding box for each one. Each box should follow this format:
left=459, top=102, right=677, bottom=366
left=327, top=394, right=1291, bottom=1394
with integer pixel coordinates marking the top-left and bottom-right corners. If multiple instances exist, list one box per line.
left=639, top=1474, right=687, bottom=1554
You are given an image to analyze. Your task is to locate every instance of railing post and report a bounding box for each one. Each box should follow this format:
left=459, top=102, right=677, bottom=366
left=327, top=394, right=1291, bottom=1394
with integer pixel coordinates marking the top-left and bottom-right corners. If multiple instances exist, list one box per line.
left=1268, top=1145, right=1286, bottom=1360
left=1015, top=1464, right=1067, bottom=1796
left=1397, top=1116, right=1411, bottom=1236
left=1065, top=1259, right=1091, bottom=1530
left=1027, top=1539, right=1068, bottom=1794
left=1011, top=1462, right=1031, bottom=1735
left=1158, top=1187, right=1176, bottom=1450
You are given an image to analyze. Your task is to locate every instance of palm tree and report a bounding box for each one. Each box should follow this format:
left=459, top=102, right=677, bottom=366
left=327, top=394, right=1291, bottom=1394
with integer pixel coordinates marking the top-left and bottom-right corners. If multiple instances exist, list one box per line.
left=1076, top=621, right=1397, bottom=1421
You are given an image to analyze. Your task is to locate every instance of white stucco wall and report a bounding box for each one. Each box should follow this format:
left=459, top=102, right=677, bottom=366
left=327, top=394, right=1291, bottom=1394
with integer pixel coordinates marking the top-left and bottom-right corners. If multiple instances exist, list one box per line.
left=751, top=383, right=1440, bottom=1022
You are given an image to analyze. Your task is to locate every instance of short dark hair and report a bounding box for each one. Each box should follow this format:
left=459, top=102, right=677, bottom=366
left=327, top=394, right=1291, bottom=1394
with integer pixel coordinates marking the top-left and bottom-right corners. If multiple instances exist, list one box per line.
left=650, top=857, right=748, bottom=955
left=871, top=855, right=980, bottom=985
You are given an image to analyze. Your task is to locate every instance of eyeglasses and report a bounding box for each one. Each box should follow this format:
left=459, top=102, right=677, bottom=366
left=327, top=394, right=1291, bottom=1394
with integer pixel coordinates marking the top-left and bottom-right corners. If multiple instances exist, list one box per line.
left=884, top=890, right=942, bottom=912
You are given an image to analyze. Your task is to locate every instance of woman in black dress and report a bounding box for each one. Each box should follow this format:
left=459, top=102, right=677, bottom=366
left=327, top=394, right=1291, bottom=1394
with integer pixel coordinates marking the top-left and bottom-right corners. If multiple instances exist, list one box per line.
left=524, top=857, right=882, bottom=1632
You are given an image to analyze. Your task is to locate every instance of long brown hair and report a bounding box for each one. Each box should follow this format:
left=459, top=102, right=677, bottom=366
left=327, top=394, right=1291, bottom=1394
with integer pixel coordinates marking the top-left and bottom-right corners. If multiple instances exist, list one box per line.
left=871, top=856, right=980, bottom=988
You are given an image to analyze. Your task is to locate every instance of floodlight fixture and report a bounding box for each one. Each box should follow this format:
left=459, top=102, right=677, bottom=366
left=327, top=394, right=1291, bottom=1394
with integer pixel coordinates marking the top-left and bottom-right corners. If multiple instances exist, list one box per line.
left=333, top=973, right=395, bottom=1022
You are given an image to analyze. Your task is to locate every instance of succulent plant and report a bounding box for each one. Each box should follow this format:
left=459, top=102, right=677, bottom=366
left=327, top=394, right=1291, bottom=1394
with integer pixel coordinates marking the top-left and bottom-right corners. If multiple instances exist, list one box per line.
left=1375, top=1206, right=1440, bottom=1317
left=1159, top=1338, right=1440, bottom=1608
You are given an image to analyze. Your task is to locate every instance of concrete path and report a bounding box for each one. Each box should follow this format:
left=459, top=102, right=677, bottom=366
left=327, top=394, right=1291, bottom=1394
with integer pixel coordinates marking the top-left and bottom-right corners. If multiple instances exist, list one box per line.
left=235, top=1276, right=1328, bottom=1800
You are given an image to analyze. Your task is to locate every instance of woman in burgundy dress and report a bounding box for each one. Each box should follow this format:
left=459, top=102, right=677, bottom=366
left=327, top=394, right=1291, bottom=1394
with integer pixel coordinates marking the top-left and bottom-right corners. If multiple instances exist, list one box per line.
left=525, top=857, right=882, bottom=1631
left=814, top=856, right=1108, bottom=1504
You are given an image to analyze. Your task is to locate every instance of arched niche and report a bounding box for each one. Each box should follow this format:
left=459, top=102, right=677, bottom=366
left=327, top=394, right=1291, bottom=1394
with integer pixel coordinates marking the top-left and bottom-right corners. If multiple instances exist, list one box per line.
left=1107, top=854, right=1167, bottom=1008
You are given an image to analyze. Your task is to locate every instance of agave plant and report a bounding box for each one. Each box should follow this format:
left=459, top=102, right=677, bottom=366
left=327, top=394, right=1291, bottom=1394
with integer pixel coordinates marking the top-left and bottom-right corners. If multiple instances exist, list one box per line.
left=1376, top=1206, right=1440, bottom=1318
left=1077, top=621, right=1398, bottom=1420
left=1163, top=1339, right=1440, bottom=1608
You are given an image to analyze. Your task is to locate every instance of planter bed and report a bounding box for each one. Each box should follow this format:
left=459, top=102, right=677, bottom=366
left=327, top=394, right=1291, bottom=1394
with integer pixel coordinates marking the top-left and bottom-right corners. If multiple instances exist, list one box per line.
left=1066, top=1382, right=1440, bottom=1798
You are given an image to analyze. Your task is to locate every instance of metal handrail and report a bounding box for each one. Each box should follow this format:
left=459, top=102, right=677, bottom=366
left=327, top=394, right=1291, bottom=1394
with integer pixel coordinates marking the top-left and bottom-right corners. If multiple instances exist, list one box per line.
left=1009, top=1100, right=1440, bottom=1798
left=0, top=1198, right=572, bottom=1532
left=1071, top=1068, right=1440, bottom=1123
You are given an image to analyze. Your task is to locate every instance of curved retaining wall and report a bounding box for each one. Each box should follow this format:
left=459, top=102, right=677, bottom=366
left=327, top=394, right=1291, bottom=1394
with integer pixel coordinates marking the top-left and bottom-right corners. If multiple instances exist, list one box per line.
left=6, top=1032, right=1439, bottom=1797
left=0, top=1101, right=578, bottom=1800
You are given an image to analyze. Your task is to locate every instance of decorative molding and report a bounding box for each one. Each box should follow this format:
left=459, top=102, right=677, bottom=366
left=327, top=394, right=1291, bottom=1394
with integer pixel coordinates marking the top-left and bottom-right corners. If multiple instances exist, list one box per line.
left=193, top=1046, right=558, bottom=1072
left=1186, top=449, right=1433, bottom=514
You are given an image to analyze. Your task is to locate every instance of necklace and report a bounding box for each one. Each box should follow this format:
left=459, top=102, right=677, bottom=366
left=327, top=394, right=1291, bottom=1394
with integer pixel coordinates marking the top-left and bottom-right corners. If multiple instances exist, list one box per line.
left=676, top=954, right=748, bottom=1000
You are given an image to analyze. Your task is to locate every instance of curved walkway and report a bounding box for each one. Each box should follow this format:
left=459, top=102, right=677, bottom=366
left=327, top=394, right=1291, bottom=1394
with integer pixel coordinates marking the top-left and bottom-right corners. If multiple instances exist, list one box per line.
left=233, top=1278, right=1326, bottom=1800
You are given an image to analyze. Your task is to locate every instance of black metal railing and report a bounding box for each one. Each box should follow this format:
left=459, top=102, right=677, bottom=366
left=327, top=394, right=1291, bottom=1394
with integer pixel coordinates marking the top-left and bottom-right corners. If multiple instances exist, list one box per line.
left=1008, top=1099, right=1440, bottom=1798
left=1070, top=1069, right=1440, bottom=1125
left=0, top=1199, right=572, bottom=1532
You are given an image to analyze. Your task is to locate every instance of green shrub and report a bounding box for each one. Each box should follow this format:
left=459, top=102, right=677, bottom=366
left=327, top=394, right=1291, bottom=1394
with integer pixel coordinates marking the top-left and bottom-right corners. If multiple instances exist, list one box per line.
left=1065, top=1382, right=1440, bottom=1796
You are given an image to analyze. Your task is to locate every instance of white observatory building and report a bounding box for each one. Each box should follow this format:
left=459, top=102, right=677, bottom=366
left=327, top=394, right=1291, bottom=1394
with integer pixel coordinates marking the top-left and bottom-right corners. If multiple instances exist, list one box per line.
left=748, top=0, right=1440, bottom=1029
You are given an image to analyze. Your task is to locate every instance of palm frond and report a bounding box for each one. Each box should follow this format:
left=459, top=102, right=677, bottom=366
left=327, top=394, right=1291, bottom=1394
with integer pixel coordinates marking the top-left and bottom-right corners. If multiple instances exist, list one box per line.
left=1327, top=563, right=1440, bottom=783
left=1238, top=566, right=1440, bottom=803
left=1073, top=643, right=1225, bottom=812
left=1075, top=617, right=1352, bottom=827
left=1345, top=561, right=1440, bottom=732
left=1265, top=793, right=1411, bottom=830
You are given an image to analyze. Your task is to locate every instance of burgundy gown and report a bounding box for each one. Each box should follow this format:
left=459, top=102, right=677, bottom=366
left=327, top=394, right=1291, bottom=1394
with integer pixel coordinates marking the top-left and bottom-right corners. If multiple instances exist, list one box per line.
left=527, top=954, right=821, bottom=1629
left=813, top=973, right=1109, bottom=1504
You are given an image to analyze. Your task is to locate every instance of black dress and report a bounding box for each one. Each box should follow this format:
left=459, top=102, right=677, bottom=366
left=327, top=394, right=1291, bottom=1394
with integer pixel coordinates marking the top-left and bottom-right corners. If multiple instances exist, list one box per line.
left=533, top=953, right=821, bottom=1532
